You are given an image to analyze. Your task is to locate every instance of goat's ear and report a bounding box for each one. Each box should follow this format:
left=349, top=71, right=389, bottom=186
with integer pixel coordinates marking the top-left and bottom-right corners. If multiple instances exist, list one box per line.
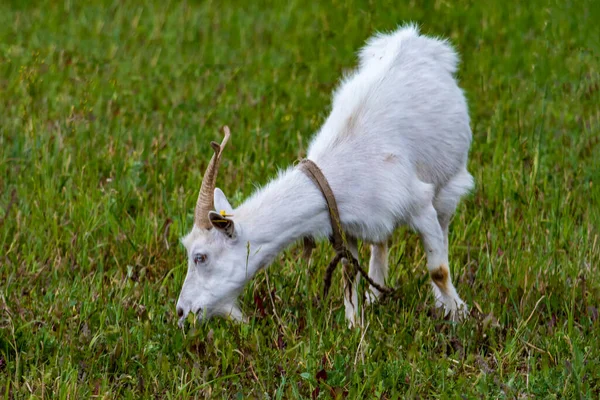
left=214, top=188, right=234, bottom=215
left=208, top=211, right=236, bottom=239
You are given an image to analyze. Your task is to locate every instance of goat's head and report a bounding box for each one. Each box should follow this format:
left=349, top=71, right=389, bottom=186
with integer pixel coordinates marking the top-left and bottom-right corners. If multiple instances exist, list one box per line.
left=176, top=127, right=249, bottom=326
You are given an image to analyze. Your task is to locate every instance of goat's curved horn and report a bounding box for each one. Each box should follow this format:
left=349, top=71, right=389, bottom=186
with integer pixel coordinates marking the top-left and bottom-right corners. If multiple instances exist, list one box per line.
left=194, top=126, right=231, bottom=229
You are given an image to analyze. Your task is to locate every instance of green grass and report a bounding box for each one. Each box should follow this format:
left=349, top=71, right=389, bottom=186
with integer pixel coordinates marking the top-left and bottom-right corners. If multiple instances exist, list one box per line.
left=1, top=0, right=599, bottom=397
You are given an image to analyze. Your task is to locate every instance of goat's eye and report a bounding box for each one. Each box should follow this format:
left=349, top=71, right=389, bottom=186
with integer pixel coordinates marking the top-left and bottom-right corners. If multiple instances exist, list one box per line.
left=193, top=253, right=207, bottom=265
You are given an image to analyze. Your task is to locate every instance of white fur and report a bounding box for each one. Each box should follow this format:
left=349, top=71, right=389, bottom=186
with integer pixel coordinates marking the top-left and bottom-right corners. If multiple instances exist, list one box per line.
left=176, top=24, right=473, bottom=328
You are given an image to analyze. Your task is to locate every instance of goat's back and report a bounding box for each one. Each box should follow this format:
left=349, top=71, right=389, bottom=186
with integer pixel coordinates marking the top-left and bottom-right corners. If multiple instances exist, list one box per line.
left=307, top=24, right=473, bottom=241
left=309, top=25, right=471, bottom=185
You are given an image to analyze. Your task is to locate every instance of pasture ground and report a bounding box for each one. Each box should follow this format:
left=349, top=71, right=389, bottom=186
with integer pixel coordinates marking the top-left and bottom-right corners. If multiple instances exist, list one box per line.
left=1, top=0, right=599, bottom=397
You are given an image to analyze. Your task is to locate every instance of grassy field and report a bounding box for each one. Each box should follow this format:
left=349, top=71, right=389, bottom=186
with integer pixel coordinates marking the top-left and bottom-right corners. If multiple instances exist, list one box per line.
left=1, top=0, right=600, bottom=397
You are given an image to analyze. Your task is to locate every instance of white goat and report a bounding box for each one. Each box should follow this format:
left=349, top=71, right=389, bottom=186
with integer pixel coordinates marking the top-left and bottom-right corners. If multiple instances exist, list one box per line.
left=176, top=24, right=473, bottom=327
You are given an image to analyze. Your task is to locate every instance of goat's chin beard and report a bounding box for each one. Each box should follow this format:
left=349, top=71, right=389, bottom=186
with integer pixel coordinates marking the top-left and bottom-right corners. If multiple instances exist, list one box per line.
left=227, top=304, right=245, bottom=322
left=215, top=302, right=244, bottom=322
left=177, top=295, right=245, bottom=328
left=178, top=307, right=238, bottom=328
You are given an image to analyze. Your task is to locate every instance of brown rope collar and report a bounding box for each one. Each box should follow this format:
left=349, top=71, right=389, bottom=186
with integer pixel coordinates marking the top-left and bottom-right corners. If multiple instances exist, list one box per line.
left=297, top=159, right=345, bottom=253
left=297, top=159, right=392, bottom=298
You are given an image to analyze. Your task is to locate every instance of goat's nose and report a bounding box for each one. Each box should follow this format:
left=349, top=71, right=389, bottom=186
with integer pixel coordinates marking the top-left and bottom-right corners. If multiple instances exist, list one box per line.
left=177, top=306, right=184, bottom=318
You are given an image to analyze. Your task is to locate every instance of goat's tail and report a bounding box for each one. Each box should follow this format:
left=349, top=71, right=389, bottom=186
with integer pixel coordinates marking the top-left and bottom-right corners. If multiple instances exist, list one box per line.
left=358, top=23, right=459, bottom=75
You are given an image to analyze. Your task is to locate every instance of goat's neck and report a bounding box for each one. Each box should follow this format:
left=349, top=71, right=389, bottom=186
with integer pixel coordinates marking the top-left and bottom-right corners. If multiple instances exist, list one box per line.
left=235, top=167, right=331, bottom=268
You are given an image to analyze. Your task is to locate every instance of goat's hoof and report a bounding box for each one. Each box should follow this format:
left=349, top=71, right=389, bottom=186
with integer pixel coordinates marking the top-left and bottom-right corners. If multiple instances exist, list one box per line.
left=447, top=303, right=469, bottom=322
left=345, top=312, right=364, bottom=329
left=436, top=297, right=469, bottom=322
left=347, top=318, right=363, bottom=329
left=365, top=290, right=381, bottom=306
left=346, top=314, right=356, bottom=329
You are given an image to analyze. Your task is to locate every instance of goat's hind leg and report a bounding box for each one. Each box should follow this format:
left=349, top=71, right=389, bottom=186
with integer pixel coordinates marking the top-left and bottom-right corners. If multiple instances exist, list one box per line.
left=433, top=169, right=474, bottom=250
left=410, top=187, right=467, bottom=320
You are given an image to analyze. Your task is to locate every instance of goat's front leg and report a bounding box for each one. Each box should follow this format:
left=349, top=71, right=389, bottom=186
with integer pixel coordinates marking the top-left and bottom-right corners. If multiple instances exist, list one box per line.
left=365, top=242, right=389, bottom=305
left=410, top=203, right=467, bottom=320
left=341, top=236, right=360, bottom=328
